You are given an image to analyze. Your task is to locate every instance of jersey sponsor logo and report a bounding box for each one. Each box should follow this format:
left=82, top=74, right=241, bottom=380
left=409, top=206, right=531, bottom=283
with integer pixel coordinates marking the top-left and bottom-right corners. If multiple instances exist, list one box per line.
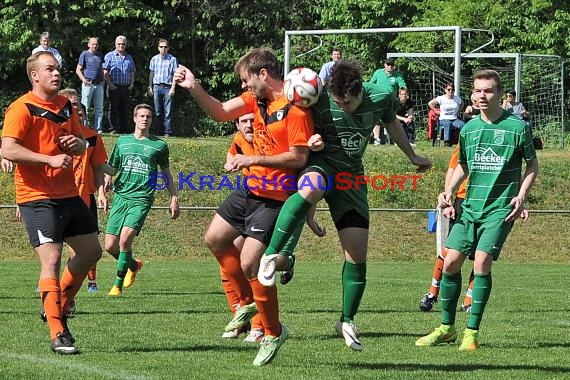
left=338, top=131, right=368, bottom=155
left=124, top=155, right=149, bottom=175
left=472, top=147, right=505, bottom=171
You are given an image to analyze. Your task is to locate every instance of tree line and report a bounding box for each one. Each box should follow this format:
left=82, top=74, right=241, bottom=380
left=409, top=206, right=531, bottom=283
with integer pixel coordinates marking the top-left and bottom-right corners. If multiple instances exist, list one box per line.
left=1, top=0, right=568, bottom=138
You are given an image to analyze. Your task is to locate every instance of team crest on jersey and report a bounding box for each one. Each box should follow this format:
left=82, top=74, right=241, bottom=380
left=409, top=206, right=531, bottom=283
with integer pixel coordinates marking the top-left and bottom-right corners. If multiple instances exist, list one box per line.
left=276, top=110, right=284, bottom=120
left=493, top=130, right=505, bottom=144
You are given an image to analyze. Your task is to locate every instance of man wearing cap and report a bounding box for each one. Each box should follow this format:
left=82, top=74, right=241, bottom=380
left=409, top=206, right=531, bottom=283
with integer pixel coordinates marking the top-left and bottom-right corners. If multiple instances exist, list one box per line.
left=370, top=57, right=408, bottom=145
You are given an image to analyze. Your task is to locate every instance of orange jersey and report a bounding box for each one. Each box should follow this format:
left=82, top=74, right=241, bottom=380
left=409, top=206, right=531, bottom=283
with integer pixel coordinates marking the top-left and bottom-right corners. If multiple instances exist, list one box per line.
left=228, top=132, right=255, bottom=176
left=2, top=91, right=84, bottom=203
left=449, top=145, right=467, bottom=199
left=73, top=126, right=108, bottom=207
left=240, top=91, right=314, bottom=201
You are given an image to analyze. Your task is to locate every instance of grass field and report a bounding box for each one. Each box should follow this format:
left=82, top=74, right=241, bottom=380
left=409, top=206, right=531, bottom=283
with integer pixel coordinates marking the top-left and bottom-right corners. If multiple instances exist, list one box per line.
left=0, top=260, right=569, bottom=379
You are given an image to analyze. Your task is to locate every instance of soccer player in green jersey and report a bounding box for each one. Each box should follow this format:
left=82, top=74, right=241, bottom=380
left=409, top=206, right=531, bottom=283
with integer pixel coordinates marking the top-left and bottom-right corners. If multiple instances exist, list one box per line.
left=258, top=59, right=431, bottom=351
left=415, top=69, right=539, bottom=351
left=105, top=104, right=180, bottom=296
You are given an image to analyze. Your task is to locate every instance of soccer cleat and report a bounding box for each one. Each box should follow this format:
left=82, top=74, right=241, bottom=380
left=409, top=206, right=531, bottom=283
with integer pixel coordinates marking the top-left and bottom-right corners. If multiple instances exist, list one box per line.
left=87, top=283, right=98, bottom=293
left=419, top=293, right=437, bottom=312
left=221, top=322, right=251, bottom=339
left=415, top=325, right=457, bottom=346
left=335, top=320, right=363, bottom=351
left=108, top=285, right=122, bottom=297
left=124, top=259, right=143, bottom=288
left=280, top=255, right=296, bottom=285
left=253, top=325, right=288, bottom=366
left=258, top=254, right=278, bottom=287
left=40, top=309, right=47, bottom=322
left=51, top=331, right=79, bottom=355
left=225, top=302, right=258, bottom=332
left=243, top=328, right=264, bottom=343
left=459, top=328, right=479, bottom=351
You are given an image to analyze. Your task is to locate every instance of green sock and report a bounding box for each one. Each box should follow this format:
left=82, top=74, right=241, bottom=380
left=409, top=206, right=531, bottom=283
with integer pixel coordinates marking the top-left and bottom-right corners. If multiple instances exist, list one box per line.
left=341, top=261, right=366, bottom=322
left=280, top=219, right=304, bottom=256
left=265, top=192, right=312, bottom=256
left=440, top=272, right=461, bottom=325
left=113, top=250, right=132, bottom=288
left=467, top=273, right=492, bottom=330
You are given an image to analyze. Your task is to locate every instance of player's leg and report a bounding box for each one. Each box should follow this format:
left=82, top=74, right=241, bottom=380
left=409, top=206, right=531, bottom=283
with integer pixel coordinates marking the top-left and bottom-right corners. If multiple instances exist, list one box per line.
left=86, top=194, right=99, bottom=292
left=107, top=226, right=137, bottom=295
left=420, top=247, right=446, bottom=312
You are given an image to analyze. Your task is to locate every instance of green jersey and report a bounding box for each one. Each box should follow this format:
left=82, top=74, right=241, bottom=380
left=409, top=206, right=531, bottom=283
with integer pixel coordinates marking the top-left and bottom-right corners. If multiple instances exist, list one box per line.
left=311, top=82, right=396, bottom=174
left=369, top=69, right=407, bottom=96
left=108, top=134, right=170, bottom=204
left=459, top=111, right=536, bottom=222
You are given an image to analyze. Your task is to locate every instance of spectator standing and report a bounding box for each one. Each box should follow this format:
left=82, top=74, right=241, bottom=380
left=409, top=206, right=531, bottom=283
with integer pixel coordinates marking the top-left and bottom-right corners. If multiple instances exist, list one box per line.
left=32, top=32, right=63, bottom=68
left=318, top=48, right=342, bottom=84
left=148, top=38, right=178, bottom=137
left=76, top=37, right=105, bottom=134
left=370, top=57, right=407, bottom=145
left=103, top=35, right=136, bottom=134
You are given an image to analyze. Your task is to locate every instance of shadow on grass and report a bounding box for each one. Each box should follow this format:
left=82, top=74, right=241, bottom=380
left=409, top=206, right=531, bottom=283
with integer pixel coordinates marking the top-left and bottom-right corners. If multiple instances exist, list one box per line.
left=345, top=362, right=570, bottom=373
left=119, top=344, right=250, bottom=353
left=78, top=309, right=219, bottom=316
left=141, top=291, right=222, bottom=296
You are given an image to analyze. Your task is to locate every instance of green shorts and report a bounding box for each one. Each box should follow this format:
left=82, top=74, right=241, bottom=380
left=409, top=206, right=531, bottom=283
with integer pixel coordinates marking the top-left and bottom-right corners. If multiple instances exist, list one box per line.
left=446, top=217, right=513, bottom=260
left=105, top=194, right=151, bottom=236
left=303, top=156, right=369, bottom=225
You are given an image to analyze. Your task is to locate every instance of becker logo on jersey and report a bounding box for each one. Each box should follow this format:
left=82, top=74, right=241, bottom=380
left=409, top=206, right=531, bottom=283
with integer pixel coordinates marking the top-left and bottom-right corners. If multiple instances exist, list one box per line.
left=472, top=147, right=505, bottom=171
left=339, top=131, right=368, bottom=155
left=124, top=155, right=149, bottom=175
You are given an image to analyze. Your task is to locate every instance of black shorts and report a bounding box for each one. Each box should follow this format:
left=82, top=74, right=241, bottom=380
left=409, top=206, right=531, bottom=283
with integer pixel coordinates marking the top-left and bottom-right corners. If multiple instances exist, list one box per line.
left=88, top=194, right=100, bottom=233
left=18, top=197, right=98, bottom=248
left=216, top=189, right=284, bottom=246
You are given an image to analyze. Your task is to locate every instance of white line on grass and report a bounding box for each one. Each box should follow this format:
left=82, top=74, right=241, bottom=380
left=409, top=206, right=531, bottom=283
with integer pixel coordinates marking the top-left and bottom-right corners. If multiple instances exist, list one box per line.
left=0, top=352, right=149, bottom=380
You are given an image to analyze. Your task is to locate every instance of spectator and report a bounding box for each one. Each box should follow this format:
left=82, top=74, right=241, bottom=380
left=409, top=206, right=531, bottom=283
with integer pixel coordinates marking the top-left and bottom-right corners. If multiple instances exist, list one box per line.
left=502, top=89, right=532, bottom=130
left=76, top=37, right=105, bottom=134
left=370, top=57, right=407, bottom=145
left=103, top=35, right=136, bottom=134
left=318, top=48, right=342, bottom=84
left=463, top=95, right=481, bottom=122
left=395, top=87, right=416, bottom=145
left=428, top=82, right=464, bottom=147
left=148, top=38, right=178, bottom=137
left=32, top=32, right=63, bottom=68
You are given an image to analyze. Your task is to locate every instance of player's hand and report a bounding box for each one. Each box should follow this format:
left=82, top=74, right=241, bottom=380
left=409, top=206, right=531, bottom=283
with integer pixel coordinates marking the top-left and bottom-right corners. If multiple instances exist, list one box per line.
left=230, top=154, right=254, bottom=171
left=505, top=196, right=525, bottom=222
left=169, top=196, right=180, bottom=220
left=223, top=161, right=234, bottom=172
left=519, top=208, right=529, bottom=222
left=48, top=154, right=73, bottom=169
left=437, top=190, right=453, bottom=208
left=410, top=155, right=432, bottom=173
left=442, top=205, right=456, bottom=220
left=306, top=217, right=326, bottom=237
left=1, top=158, right=14, bottom=173
left=58, top=135, right=85, bottom=155
left=308, top=134, right=324, bottom=152
left=174, top=65, right=198, bottom=90
left=97, top=189, right=109, bottom=213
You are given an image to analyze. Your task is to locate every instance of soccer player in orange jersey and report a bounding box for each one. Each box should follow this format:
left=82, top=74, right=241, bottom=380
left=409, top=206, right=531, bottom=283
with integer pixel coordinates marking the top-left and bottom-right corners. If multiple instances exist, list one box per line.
left=175, top=48, right=314, bottom=366
left=2, top=52, right=103, bottom=354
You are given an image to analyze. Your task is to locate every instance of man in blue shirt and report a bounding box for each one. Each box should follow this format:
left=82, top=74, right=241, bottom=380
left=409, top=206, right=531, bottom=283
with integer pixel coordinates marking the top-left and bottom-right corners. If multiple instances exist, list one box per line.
left=103, top=35, right=136, bottom=134
left=76, top=37, right=105, bottom=134
left=148, top=39, right=179, bottom=137
left=318, top=48, right=341, bottom=85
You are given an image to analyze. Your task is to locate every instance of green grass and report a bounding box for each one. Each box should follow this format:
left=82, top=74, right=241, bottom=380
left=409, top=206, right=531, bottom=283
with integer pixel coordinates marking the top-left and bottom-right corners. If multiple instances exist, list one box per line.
left=0, top=260, right=569, bottom=379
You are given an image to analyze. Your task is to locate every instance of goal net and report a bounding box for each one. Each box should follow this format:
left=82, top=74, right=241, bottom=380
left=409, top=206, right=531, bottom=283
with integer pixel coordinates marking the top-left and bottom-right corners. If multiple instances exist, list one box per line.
left=389, top=53, right=565, bottom=148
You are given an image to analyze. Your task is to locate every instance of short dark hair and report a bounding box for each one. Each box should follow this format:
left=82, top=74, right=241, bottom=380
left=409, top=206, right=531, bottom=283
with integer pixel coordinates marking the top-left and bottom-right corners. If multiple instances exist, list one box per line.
left=328, top=59, right=363, bottom=99
left=507, top=89, right=516, bottom=97
left=234, top=47, right=281, bottom=79
left=473, top=69, right=503, bottom=93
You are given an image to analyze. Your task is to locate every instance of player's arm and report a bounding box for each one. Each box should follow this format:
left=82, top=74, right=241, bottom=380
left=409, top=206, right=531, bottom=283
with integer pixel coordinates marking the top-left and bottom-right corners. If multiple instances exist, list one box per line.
left=1, top=137, right=72, bottom=169
left=174, top=64, right=247, bottom=122
left=161, top=166, right=180, bottom=220
left=428, top=97, right=439, bottom=111
left=438, top=163, right=467, bottom=208
left=505, top=157, right=538, bottom=222
left=92, top=164, right=109, bottom=213
left=383, top=118, right=431, bottom=173
left=230, top=145, right=310, bottom=171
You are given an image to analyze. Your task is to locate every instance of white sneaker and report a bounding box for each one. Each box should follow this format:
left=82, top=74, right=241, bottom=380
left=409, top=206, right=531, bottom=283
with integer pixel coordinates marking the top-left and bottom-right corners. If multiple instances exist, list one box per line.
left=222, top=328, right=240, bottom=339
left=258, top=254, right=278, bottom=286
left=335, top=320, right=362, bottom=351
left=243, top=328, right=264, bottom=343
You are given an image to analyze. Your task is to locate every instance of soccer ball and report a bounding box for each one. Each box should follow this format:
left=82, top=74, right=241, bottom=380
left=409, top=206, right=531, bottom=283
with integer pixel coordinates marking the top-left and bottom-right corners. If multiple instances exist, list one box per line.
left=283, top=67, right=323, bottom=108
